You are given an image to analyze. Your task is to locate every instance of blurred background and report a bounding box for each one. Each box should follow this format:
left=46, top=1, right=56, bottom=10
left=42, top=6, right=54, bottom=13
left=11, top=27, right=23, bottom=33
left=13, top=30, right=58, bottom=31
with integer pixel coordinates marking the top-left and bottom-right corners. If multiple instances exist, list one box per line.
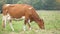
left=0, top=0, right=60, bottom=12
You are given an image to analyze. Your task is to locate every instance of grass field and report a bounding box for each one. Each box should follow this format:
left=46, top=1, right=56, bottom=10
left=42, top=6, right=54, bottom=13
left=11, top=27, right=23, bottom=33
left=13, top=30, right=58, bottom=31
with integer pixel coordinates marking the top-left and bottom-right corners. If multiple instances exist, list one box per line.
left=0, top=10, right=60, bottom=34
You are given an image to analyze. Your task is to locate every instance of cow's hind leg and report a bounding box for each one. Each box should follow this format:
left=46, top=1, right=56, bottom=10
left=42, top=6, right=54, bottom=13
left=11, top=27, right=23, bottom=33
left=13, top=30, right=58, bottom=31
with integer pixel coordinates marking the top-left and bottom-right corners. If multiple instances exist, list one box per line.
left=6, top=14, right=14, bottom=31
left=2, top=15, right=7, bottom=29
left=9, top=19, right=14, bottom=31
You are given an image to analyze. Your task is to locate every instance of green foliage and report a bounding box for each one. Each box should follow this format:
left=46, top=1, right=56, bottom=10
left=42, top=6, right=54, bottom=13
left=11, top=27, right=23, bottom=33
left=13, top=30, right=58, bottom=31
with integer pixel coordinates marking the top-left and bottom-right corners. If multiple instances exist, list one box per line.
left=0, top=0, right=60, bottom=13
left=0, top=0, right=5, bottom=13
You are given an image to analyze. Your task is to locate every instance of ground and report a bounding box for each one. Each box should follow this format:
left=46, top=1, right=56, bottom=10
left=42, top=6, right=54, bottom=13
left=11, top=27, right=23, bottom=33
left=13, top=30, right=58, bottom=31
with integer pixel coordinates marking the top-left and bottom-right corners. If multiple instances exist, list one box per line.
left=0, top=10, right=60, bottom=34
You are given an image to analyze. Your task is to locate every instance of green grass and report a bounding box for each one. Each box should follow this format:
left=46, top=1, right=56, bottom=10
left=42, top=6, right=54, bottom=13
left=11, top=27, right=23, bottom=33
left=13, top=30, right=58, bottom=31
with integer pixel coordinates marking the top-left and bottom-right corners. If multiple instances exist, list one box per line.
left=0, top=10, right=60, bottom=34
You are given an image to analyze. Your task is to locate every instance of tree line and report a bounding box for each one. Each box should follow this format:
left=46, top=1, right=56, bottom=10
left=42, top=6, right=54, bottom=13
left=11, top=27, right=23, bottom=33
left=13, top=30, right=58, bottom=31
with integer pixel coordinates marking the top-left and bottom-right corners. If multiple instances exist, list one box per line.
left=0, top=0, right=60, bottom=12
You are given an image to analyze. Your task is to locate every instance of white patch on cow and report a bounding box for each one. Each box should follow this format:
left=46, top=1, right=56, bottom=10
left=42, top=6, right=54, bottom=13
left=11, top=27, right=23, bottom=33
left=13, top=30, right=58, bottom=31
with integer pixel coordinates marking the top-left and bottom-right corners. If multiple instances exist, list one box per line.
left=28, top=19, right=31, bottom=26
left=7, top=13, right=11, bottom=20
left=9, top=23, right=14, bottom=31
left=21, top=16, right=25, bottom=19
left=14, top=16, right=25, bottom=21
left=29, top=7, right=32, bottom=9
left=28, top=19, right=30, bottom=23
left=20, top=16, right=25, bottom=21
left=6, top=13, right=25, bottom=21
left=6, top=4, right=10, bottom=6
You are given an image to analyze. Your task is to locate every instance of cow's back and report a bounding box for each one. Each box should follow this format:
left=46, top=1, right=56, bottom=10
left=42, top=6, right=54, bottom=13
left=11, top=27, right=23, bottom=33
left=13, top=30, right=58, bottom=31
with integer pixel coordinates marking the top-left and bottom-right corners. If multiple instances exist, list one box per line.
left=2, top=4, right=33, bottom=18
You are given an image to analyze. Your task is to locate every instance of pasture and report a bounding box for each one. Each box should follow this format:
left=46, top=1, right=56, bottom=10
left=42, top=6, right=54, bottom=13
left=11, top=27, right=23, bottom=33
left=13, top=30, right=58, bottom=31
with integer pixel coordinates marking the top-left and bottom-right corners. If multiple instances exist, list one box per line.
left=0, top=10, right=60, bottom=34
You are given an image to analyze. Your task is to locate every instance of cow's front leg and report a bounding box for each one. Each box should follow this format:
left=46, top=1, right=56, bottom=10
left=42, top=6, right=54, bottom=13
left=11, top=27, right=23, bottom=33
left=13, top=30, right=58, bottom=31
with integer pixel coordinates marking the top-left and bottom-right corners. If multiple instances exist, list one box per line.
left=9, top=19, right=14, bottom=31
left=23, top=19, right=31, bottom=31
left=27, top=19, right=31, bottom=30
left=23, top=19, right=27, bottom=31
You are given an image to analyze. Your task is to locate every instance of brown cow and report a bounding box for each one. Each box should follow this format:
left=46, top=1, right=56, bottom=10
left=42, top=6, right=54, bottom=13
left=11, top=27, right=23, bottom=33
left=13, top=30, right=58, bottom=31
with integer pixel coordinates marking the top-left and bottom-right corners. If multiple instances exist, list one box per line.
left=2, top=4, right=45, bottom=31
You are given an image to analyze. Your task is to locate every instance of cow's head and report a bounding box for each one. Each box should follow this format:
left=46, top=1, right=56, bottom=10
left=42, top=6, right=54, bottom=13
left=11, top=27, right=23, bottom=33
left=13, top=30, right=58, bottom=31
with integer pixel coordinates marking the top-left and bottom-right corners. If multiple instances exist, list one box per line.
left=37, top=19, right=45, bottom=29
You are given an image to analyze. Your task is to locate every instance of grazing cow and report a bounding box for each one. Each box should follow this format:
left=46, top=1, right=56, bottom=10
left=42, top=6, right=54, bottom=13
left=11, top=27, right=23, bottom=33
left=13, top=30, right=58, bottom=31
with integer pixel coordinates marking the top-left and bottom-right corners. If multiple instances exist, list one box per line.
left=2, top=4, right=45, bottom=31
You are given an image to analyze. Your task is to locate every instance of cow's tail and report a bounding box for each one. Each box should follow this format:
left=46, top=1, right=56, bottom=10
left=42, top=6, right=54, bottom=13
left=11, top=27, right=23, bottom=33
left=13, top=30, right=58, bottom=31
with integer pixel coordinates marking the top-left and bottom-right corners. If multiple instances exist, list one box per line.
left=2, top=5, right=9, bottom=15
left=31, top=8, right=45, bottom=29
left=2, top=4, right=8, bottom=28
